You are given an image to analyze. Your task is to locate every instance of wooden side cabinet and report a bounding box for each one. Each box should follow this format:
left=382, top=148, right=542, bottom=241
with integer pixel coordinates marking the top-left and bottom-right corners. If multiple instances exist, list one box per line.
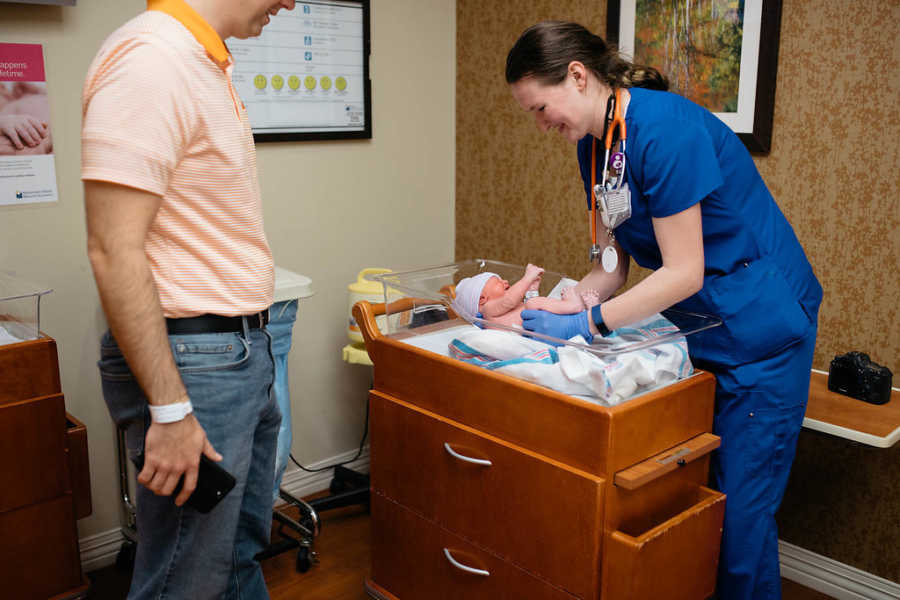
left=0, top=335, right=91, bottom=600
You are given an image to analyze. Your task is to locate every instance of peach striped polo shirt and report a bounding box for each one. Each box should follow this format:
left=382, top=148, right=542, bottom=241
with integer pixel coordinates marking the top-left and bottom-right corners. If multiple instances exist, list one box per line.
left=81, top=0, right=273, bottom=318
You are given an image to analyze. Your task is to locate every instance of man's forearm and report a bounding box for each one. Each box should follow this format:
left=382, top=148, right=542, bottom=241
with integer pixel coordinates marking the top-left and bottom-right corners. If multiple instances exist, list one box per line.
left=89, top=245, right=187, bottom=406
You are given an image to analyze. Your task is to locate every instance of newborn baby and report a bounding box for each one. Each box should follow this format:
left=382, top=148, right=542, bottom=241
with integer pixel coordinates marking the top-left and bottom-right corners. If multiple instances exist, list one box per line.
left=452, top=265, right=599, bottom=329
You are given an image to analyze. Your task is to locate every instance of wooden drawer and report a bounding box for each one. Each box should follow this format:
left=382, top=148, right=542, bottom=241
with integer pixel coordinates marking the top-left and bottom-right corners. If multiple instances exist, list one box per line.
left=0, top=495, right=85, bottom=600
left=371, top=335, right=611, bottom=474
left=0, top=394, right=68, bottom=513
left=0, top=336, right=61, bottom=405
left=371, top=392, right=603, bottom=597
left=66, top=413, right=92, bottom=520
left=603, top=486, right=725, bottom=600
left=369, top=493, right=578, bottom=600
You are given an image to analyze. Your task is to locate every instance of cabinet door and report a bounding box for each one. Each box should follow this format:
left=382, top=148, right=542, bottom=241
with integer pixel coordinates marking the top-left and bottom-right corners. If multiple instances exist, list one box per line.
left=603, top=486, right=725, bottom=600
left=0, top=337, right=61, bottom=405
left=371, top=392, right=603, bottom=598
left=0, top=495, right=83, bottom=600
left=370, top=493, right=579, bottom=600
left=0, top=394, right=68, bottom=513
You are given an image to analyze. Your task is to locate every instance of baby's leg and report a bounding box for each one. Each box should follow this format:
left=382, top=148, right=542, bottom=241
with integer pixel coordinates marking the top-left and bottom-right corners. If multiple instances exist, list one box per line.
left=581, top=289, right=601, bottom=309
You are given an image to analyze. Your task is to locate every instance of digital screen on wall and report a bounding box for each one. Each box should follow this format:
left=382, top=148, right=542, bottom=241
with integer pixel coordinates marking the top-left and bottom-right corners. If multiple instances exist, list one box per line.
left=229, top=0, right=371, bottom=142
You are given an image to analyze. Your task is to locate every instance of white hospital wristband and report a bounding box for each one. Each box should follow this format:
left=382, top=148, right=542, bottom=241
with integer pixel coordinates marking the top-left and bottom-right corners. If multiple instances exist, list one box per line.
left=148, top=400, right=193, bottom=424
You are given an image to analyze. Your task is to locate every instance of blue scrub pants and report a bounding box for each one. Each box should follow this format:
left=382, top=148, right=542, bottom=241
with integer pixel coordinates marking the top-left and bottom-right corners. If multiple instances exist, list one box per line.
left=703, top=327, right=817, bottom=600
left=267, top=299, right=299, bottom=501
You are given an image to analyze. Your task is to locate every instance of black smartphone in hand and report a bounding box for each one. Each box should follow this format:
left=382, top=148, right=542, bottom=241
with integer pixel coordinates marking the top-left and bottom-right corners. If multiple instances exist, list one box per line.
left=173, top=455, right=236, bottom=513
left=137, top=453, right=236, bottom=513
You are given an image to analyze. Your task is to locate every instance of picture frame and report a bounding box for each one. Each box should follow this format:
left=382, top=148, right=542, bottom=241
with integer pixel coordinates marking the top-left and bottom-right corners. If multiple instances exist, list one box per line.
left=229, top=0, right=372, bottom=142
left=607, top=0, right=782, bottom=154
left=0, top=0, right=75, bottom=5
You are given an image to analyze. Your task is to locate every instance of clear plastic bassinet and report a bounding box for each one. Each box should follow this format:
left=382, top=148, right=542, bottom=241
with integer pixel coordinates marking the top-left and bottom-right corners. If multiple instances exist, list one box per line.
left=369, top=259, right=720, bottom=359
left=0, top=272, right=52, bottom=346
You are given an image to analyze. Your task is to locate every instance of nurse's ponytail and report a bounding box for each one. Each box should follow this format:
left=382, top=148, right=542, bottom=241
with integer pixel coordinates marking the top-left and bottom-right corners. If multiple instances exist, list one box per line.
left=506, top=21, right=668, bottom=92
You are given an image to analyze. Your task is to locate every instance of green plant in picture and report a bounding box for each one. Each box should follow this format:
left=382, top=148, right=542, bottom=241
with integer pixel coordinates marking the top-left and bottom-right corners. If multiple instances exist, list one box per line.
left=633, top=0, right=743, bottom=112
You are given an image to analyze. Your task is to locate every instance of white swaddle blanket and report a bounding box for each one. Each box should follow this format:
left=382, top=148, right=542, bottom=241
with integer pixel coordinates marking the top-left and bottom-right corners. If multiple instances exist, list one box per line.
left=448, top=314, right=693, bottom=406
left=0, top=322, right=27, bottom=346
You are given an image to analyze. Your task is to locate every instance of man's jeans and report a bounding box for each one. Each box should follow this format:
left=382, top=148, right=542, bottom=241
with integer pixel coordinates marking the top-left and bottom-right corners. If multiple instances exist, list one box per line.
left=266, top=299, right=299, bottom=500
left=99, top=325, right=279, bottom=600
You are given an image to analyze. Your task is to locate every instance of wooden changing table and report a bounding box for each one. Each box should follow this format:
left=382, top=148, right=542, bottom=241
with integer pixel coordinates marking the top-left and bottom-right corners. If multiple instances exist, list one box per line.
left=354, top=301, right=725, bottom=600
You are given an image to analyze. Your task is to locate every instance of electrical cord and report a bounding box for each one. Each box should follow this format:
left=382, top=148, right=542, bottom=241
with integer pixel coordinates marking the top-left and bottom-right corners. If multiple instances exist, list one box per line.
left=288, top=394, right=370, bottom=473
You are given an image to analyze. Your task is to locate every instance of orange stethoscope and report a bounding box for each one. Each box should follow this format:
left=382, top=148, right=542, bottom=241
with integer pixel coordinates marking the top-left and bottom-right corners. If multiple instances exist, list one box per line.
left=589, top=88, right=629, bottom=266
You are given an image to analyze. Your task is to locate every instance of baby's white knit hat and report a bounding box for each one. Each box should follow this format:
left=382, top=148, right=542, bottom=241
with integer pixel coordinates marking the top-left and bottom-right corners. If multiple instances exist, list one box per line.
left=452, top=272, right=498, bottom=318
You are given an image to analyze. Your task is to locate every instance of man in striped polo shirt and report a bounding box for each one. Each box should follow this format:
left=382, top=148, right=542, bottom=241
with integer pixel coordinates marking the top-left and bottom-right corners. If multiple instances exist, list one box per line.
left=82, top=1, right=295, bottom=597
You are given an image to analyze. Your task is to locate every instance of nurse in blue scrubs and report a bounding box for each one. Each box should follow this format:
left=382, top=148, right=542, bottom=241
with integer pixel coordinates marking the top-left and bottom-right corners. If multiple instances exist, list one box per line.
left=506, top=21, right=822, bottom=600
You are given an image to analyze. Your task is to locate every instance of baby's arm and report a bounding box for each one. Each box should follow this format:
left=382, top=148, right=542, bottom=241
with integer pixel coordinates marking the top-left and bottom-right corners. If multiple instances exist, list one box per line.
left=524, top=287, right=602, bottom=314
left=481, top=264, right=543, bottom=318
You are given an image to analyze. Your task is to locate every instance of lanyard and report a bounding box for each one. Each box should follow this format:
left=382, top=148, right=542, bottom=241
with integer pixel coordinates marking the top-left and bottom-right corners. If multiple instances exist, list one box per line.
left=590, top=88, right=627, bottom=252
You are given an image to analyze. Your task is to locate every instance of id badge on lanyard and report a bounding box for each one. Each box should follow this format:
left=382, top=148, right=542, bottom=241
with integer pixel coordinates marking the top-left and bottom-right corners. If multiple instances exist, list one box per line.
left=593, top=182, right=631, bottom=272
left=598, top=183, right=631, bottom=230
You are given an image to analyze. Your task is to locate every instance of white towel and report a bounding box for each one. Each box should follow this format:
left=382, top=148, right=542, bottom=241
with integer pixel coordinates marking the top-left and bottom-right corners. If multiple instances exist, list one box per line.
left=449, top=314, right=693, bottom=406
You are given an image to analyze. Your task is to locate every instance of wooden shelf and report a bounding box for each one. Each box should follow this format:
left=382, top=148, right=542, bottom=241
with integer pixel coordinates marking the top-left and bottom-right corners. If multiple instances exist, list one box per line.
left=614, top=433, right=721, bottom=490
left=803, top=370, right=900, bottom=448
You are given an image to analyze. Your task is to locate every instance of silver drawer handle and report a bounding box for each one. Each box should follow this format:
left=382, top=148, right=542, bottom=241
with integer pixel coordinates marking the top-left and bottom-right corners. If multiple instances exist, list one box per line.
left=444, top=443, right=492, bottom=466
left=443, top=548, right=490, bottom=576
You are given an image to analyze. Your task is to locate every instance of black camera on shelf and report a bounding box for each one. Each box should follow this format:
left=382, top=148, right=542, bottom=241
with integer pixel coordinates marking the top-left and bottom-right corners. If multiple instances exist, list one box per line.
left=827, top=352, right=893, bottom=405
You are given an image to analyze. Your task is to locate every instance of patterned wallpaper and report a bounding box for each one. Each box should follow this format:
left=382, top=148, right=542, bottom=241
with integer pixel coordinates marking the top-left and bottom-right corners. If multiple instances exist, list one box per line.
left=456, top=0, right=899, bottom=582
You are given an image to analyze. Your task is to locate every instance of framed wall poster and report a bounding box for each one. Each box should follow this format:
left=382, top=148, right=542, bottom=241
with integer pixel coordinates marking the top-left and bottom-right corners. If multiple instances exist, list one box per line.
left=607, top=0, right=782, bottom=154
left=229, top=0, right=371, bottom=142
left=0, top=43, right=59, bottom=205
left=0, top=1, right=75, bottom=5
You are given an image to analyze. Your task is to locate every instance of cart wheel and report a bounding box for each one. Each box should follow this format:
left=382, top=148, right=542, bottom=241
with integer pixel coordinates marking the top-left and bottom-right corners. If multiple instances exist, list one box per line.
left=115, top=540, right=137, bottom=572
left=296, top=546, right=313, bottom=573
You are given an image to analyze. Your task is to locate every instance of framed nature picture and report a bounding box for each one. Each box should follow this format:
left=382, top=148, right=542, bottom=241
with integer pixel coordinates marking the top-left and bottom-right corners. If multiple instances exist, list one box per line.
left=607, top=0, right=782, bottom=154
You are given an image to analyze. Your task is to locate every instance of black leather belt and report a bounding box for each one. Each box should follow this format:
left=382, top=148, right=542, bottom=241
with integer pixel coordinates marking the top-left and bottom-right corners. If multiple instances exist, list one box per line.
left=166, top=311, right=269, bottom=335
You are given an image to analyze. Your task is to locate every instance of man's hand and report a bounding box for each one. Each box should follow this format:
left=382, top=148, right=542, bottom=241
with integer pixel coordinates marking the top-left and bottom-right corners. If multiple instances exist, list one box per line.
left=520, top=309, right=593, bottom=344
left=138, top=413, right=222, bottom=506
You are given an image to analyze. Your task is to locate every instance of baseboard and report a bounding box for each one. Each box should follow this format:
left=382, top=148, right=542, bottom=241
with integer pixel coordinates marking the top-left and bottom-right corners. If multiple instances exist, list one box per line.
left=80, top=527, right=127, bottom=573
left=779, top=540, right=900, bottom=599
left=81, top=446, right=370, bottom=572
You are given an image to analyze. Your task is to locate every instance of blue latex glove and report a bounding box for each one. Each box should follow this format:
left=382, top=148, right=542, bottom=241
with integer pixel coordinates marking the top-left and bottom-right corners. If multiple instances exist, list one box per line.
left=520, top=309, right=593, bottom=344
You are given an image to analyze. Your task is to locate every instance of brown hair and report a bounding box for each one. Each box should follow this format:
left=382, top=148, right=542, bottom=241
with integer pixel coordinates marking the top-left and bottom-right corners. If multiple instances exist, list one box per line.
left=505, top=21, right=668, bottom=91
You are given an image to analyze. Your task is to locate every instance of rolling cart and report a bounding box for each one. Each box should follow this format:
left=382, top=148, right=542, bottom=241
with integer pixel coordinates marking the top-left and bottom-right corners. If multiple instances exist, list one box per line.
left=114, top=427, right=138, bottom=571
left=256, top=269, right=373, bottom=572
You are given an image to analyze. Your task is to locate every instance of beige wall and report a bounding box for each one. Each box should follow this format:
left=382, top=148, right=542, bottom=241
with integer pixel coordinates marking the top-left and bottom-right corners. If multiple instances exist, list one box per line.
left=0, top=0, right=455, bottom=542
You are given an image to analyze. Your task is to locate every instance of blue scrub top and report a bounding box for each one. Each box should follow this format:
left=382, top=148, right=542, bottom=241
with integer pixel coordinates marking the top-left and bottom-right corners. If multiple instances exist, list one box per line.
left=577, top=88, right=822, bottom=366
